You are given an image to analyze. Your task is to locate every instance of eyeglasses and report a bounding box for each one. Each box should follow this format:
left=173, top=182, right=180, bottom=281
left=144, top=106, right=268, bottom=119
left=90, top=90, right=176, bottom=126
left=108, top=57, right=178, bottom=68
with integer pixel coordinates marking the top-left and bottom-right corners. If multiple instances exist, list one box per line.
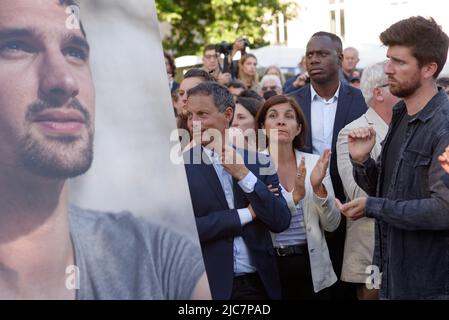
left=377, top=83, right=389, bottom=88
left=204, top=54, right=217, bottom=60
left=262, top=86, right=279, bottom=92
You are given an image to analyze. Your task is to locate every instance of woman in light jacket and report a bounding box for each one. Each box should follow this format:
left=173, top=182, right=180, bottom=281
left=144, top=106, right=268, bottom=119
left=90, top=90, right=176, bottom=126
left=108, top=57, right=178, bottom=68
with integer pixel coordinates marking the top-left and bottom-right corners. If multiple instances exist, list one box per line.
left=256, top=95, right=341, bottom=299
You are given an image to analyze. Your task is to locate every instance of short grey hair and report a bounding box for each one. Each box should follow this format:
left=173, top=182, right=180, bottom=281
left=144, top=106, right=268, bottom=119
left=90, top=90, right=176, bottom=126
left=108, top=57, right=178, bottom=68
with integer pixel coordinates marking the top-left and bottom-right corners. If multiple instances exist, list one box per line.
left=360, top=61, right=388, bottom=107
left=259, top=75, right=282, bottom=89
left=343, top=47, right=360, bottom=58
left=187, top=82, right=235, bottom=113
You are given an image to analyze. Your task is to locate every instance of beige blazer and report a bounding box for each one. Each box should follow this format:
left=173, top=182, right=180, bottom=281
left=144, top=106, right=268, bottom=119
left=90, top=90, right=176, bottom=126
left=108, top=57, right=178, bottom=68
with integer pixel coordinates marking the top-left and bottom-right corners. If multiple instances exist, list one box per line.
left=274, top=149, right=341, bottom=292
left=336, top=107, right=388, bottom=283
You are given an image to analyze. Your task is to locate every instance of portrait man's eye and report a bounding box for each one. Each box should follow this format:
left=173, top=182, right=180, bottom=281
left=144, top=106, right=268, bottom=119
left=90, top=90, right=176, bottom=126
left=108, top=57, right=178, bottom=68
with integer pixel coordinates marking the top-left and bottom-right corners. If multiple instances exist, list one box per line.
left=64, top=46, right=88, bottom=61
left=0, top=41, right=35, bottom=56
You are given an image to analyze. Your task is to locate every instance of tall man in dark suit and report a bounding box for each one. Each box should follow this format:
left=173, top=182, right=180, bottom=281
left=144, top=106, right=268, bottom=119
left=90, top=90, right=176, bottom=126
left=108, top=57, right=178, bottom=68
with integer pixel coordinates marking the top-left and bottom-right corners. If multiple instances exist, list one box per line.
left=290, top=32, right=367, bottom=299
left=184, top=82, right=291, bottom=300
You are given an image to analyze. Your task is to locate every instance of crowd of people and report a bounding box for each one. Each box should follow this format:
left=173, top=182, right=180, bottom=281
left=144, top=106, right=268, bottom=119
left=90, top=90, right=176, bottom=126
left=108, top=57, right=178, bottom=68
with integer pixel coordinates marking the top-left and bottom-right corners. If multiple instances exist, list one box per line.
left=166, top=16, right=449, bottom=300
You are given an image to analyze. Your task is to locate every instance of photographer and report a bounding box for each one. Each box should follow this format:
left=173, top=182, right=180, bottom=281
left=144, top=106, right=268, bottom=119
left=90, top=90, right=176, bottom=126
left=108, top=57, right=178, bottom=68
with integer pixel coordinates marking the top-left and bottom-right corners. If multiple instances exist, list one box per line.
left=202, top=44, right=231, bottom=86
left=214, top=38, right=251, bottom=81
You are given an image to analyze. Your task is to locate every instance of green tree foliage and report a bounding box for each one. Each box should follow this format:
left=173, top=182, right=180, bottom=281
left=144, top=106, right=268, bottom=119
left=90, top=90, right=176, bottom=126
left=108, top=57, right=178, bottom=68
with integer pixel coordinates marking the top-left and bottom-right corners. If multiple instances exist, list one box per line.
left=156, top=0, right=298, bottom=56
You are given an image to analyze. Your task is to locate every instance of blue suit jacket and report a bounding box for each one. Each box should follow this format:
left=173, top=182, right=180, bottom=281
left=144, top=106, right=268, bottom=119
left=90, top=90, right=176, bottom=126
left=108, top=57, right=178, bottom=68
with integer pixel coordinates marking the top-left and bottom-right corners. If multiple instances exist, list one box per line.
left=290, top=83, right=367, bottom=202
left=184, top=146, right=291, bottom=300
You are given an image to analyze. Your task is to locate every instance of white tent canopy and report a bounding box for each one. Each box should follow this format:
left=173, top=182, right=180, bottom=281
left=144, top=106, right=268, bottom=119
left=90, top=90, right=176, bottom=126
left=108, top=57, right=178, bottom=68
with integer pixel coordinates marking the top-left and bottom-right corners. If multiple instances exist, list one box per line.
left=175, top=55, right=202, bottom=68
left=249, top=45, right=304, bottom=70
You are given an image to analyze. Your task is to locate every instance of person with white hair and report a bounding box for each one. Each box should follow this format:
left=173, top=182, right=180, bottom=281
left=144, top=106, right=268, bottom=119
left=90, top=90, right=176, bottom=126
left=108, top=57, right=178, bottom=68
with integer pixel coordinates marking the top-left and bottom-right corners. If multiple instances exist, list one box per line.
left=342, top=47, right=360, bottom=83
left=259, top=74, right=283, bottom=98
left=336, top=61, right=399, bottom=300
left=264, top=65, right=286, bottom=86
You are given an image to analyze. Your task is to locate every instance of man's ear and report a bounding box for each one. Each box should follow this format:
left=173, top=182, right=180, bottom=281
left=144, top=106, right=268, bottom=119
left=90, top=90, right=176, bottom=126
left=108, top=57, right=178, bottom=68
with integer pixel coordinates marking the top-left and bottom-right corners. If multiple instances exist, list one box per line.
left=337, top=52, right=343, bottom=67
left=422, top=62, right=438, bottom=80
left=224, top=107, right=234, bottom=124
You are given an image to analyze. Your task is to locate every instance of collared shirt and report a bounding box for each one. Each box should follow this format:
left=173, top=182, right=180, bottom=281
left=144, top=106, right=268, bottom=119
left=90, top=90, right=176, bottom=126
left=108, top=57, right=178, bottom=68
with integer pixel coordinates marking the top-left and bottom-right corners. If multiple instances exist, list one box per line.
left=203, top=147, right=258, bottom=275
left=310, top=83, right=340, bottom=155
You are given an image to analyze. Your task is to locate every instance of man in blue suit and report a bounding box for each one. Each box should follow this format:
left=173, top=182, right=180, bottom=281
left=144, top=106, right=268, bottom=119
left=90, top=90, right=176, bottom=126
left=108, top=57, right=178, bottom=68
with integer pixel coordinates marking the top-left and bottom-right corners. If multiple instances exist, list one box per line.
left=184, top=82, right=291, bottom=300
left=290, top=32, right=367, bottom=299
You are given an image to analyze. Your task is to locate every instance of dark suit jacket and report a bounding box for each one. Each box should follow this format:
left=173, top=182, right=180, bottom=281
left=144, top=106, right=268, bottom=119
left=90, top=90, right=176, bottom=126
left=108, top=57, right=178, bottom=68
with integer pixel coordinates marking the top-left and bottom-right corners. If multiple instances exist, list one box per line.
left=290, top=83, right=367, bottom=202
left=283, top=73, right=301, bottom=94
left=184, top=146, right=291, bottom=300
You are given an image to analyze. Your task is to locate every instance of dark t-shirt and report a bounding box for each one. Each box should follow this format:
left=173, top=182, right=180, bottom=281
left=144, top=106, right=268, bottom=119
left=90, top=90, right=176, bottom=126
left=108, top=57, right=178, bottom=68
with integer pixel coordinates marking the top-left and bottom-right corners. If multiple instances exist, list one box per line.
left=69, top=206, right=205, bottom=300
left=381, top=112, right=413, bottom=197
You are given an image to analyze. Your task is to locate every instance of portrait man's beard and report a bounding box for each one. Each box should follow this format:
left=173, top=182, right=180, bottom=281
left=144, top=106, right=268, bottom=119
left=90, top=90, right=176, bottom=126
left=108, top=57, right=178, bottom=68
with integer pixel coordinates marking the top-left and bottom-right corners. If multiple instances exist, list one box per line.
left=18, top=99, right=94, bottom=179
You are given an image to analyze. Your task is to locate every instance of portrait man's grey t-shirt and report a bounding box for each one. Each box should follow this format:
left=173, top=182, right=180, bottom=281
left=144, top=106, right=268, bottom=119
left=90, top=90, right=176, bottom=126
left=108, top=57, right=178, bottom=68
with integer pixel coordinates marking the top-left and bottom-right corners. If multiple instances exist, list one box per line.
left=68, top=206, right=205, bottom=300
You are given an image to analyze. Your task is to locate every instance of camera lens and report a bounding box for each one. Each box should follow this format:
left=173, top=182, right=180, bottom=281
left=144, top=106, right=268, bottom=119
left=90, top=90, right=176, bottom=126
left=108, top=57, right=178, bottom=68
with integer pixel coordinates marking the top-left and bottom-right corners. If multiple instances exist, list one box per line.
left=215, top=42, right=233, bottom=55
